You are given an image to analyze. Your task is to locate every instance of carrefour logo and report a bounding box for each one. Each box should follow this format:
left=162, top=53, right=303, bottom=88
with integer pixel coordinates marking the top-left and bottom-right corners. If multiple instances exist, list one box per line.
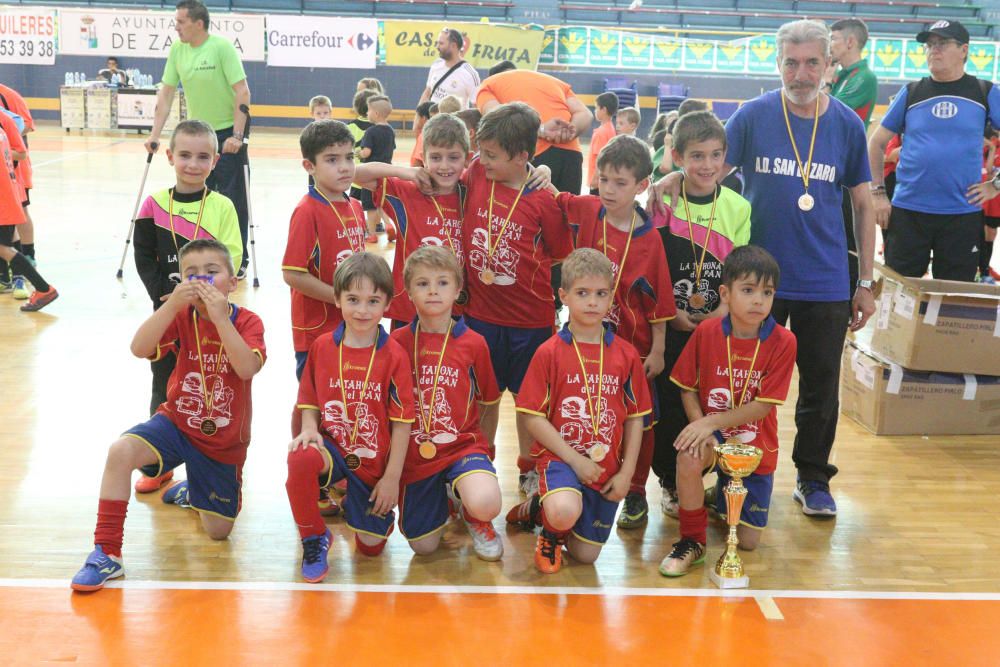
left=348, top=32, right=374, bottom=51
left=932, top=101, right=958, bottom=119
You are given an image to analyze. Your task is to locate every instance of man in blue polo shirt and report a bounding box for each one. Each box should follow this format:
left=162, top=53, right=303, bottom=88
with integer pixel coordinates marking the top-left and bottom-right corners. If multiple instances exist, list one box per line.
left=869, top=20, right=1000, bottom=281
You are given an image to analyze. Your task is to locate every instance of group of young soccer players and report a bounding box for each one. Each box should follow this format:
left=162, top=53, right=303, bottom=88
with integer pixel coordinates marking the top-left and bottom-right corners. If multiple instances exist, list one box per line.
left=71, top=89, right=797, bottom=591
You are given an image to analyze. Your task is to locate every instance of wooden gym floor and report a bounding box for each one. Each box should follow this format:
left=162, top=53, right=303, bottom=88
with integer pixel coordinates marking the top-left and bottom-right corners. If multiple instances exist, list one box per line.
left=1, top=125, right=999, bottom=665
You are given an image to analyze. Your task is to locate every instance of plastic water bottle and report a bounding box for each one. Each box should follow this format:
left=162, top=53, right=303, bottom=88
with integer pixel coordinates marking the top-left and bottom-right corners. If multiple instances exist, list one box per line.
left=65, top=72, right=72, bottom=86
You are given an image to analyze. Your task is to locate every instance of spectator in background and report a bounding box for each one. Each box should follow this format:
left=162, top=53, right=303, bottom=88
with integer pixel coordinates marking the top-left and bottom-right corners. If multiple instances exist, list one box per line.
left=417, top=28, right=480, bottom=114
left=99, top=57, right=129, bottom=86
left=829, top=17, right=878, bottom=299
left=410, top=101, right=434, bottom=167
left=869, top=19, right=1000, bottom=282
left=357, top=77, right=384, bottom=94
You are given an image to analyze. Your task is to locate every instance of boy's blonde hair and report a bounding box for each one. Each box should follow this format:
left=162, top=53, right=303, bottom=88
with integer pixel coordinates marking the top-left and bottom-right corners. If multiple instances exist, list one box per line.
left=179, top=238, right=234, bottom=276
left=403, top=245, right=463, bottom=291
left=169, top=119, right=217, bottom=152
left=560, top=248, right=613, bottom=290
left=366, top=95, right=393, bottom=118
left=437, top=95, right=462, bottom=114
left=356, top=77, right=384, bottom=93
left=422, top=113, right=470, bottom=155
left=333, top=251, right=394, bottom=301
left=309, top=95, right=332, bottom=111
left=617, top=107, right=641, bottom=127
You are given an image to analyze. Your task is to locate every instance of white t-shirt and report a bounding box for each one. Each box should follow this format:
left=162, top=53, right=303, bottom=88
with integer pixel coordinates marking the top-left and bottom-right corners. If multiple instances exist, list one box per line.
left=425, top=59, right=480, bottom=107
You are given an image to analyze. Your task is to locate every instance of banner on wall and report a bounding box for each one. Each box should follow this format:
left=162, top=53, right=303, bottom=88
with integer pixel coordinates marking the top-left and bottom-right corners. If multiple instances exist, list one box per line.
left=539, top=26, right=1000, bottom=82
left=58, top=9, right=265, bottom=61
left=266, top=16, right=375, bottom=68
left=382, top=20, right=544, bottom=69
left=0, top=7, right=56, bottom=65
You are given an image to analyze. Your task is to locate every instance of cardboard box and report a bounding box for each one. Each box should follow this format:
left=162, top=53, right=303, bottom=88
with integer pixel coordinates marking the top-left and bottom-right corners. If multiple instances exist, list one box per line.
left=867, top=265, right=1000, bottom=375
left=840, top=340, right=1000, bottom=436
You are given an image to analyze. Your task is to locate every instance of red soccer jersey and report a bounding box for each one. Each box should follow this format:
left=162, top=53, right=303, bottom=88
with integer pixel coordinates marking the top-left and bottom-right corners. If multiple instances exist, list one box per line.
left=0, top=131, right=25, bottom=227
left=669, top=316, right=796, bottom=475
left=391, top=317, right=502, bottom=483
left=297, top=324, right=416, bottom=488
left=152, top=304, right=267, bottom=466
left=516, top=326, right=652, bottom=489
left=461, top=159, right=572, bottom=328
left=559, top=194, right=676, bottom=356
left=281, top=189, right=367, bottom=352
left=374, top=177, right=465, bottom=323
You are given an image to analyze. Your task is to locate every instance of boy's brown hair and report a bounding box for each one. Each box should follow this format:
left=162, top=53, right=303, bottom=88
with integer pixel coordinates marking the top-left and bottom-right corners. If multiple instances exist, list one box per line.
left=353, top=89, right=378, bottom=117
left=597, top=134, right=653, bottom=182
left=722, top=245, right=780, bottom=291
left=300, top=119, right=354, bottom=163
left=333, top=251, right=394, bottom=300
left=169, top=119, right=218, bottom=152
left=560, top=247, right=613, bottom=290
left=179, top=238, right=234, bottom=276
left=671, top=110, right=727, bottom=156
left=455, top=109, right=481, bottom=135
left=617, top=107, right=640, bottom=127
left=476, top=102, right=539, bottom=159
left=422, top=113, right=470, bottom=155
left=366, top=95, right=392, bottom=118
left=356, top=77, right=384, bottom=93
left=403, top=245, right=463, bottom=291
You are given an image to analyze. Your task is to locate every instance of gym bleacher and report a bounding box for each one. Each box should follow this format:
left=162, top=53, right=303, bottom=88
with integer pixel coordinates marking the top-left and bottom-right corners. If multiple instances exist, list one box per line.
left=10, top=0, right=993, bottom=39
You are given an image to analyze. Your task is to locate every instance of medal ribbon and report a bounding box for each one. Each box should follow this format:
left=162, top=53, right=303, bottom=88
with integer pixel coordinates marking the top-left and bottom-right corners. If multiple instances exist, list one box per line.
left=569, top=330, right=605, bottom=443
left=314, top=186, right=364, bottom=253
left=191, top=307, right=228, bottom=428
left=485, top=180, right=526, bottom=268
left=780, top=92, right=820, bottom=196
left=168, top=187, right=209, bottom=255
left=337, top=334, right=379, bottom=446
left=428, top=195, right=458, bottom=255
left=725, top=333, right=762, bottom=410
left=602, top=209, right=636, bottom=299
left=680, top=180, right=719, bottom=296
left=412, top=320, right=453, bottom=436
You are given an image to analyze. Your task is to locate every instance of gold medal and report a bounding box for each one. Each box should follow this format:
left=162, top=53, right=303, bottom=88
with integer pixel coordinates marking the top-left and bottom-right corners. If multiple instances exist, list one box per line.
left=191, top=309, right=230, bottom=441
left=781, top=92, right=821, bottom=217
left=418, top=440, right=437, bottom=460
left=200, top=418, right=217, bottom=436
left=456, top=289, right=469, bottom=306
left=681, top=180, right=719, bottom=315
left=689, top=292, right=707, bottom=310
left=480, top=269, right=495, bottom=285
left=345, top=453, right=361, bottom=470
left=798, top=193, right=814, bottom=212
left=589, top=443, right=608, bottom=462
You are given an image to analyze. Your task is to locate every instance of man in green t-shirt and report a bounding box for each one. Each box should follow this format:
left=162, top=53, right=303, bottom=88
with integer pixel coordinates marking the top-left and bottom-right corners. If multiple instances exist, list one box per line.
left=145, top=0, right=252, bottom=276
left=829, top=18, right=878, bottom=298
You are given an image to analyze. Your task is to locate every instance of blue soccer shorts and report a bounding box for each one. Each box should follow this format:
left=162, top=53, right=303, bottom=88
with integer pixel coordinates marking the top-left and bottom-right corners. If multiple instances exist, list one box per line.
left=538, top=459, right=619, bottom=545
left=319, top=438, right=395, bottom=539
left=398, top=452, right=496, bottom=541
left=464, top=315, right=552, bottom=394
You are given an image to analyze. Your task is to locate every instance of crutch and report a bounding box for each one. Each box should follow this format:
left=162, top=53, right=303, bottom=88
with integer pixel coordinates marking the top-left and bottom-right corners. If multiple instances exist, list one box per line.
left=116, top=143, right=158, bottom=278
left=239, top=103, right=259, bottom=288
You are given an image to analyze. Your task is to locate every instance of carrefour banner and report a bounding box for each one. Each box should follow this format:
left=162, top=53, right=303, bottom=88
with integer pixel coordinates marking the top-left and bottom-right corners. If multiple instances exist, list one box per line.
left=58, top=8, right=265, bottom=61
left=266, top=16, right=375, bottom=68
left=540, top=27, right=1000, bottom=82
left=383, top=20, right=544, bottom=69
left=0, top=7, right=56, bottom=65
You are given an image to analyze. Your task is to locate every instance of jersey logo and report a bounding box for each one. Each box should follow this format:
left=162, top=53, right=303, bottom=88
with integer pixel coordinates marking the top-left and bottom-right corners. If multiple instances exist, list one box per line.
left=931, top=101, right=958, bottom=119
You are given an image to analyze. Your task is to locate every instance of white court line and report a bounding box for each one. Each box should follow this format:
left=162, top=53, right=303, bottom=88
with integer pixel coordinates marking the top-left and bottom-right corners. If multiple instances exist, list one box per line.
left=3, top=578, right=1000, bottom=601
left=755, top=595, right=785, bottom=620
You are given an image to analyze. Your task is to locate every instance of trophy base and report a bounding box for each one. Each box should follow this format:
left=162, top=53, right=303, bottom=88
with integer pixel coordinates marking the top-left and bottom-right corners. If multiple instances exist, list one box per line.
left=709, top=570, right=750, bottom=589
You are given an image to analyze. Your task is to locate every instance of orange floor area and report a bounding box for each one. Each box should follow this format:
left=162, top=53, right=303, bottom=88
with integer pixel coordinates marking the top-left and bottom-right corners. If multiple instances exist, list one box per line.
left=2, top=585, right=998, bottom=664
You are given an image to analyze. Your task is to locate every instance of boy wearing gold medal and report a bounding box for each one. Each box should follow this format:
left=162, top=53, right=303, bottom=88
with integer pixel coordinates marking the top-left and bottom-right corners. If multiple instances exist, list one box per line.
left=459, top=102, right=573, bottom=497
left=658, top=246, right=795, bottom=577
left=286, top=253, right=415, bottom=583
left=508, top=249, right=651, bottom=574
left=71, top=239, right=265, bottom=591
left=652, top=111, right=751, bottom=518
left=132, top=119, right=243, bottom=493
left=554, top=135, right=676, bottom=530
left=390, top=246, right=505, bottom=561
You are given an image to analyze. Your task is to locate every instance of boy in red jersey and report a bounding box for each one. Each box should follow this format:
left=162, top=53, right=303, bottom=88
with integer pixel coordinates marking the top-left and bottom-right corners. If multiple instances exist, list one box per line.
left=286, top=252, right=415, bottom=583
left=462, top=102, right=573, bottom=496
left=659, top=246, right=796, bottom=577
left=354, top=113, right=471, bottom=328
left=0, top=123, right=56, bottom=311
left=283, top=120, right=368, bottom=382
left=71, top=239, right=266, bottom=592
left=507, top=249, right=650, bottom=574
left=556, top=134, right=676, bottom=529
left=391, top=246, right=504, bottom=560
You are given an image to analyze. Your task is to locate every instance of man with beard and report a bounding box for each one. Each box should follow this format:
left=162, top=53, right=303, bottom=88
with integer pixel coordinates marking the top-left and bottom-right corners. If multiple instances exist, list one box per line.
left=417, top=28, right=480, bottom=111
left=649, top=20, right=876, bottom=517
